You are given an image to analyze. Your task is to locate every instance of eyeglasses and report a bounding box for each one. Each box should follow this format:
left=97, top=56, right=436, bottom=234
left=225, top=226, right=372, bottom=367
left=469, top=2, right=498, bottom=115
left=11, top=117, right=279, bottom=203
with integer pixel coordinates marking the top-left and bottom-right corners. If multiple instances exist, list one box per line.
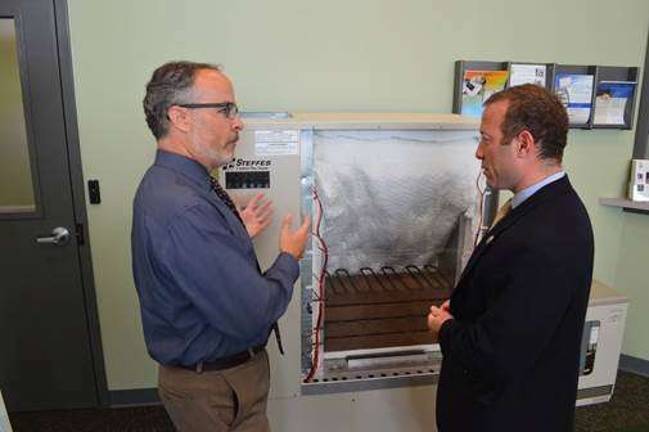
left=176, top=102, right=239, bottom=119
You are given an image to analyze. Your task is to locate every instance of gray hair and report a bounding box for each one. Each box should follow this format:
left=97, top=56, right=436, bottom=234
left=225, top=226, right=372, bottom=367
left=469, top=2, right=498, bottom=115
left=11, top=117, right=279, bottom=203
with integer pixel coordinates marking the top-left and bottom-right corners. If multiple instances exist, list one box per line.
left=143, top=61, right=221, bottom=139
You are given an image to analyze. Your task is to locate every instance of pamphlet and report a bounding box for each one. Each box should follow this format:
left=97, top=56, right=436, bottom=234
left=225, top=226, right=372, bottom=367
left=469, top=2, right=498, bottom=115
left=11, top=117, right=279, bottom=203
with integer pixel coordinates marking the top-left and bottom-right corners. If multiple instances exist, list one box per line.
left=509, top=64, right=547, bottom=87
left=593, top=81, right=635, bottom=126
left=554, top=73, right=594, bottom=125
left=461, top=70, right=508, bottom=117
left=628, top=159, right=649, bottom=202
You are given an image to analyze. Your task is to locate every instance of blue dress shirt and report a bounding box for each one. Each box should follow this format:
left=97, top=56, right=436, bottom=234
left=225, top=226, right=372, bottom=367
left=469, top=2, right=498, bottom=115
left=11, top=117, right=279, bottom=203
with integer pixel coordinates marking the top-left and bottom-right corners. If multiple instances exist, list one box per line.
left=131, top=150, right=299, bottom=366
left=511, top=171, right=566, bottom=209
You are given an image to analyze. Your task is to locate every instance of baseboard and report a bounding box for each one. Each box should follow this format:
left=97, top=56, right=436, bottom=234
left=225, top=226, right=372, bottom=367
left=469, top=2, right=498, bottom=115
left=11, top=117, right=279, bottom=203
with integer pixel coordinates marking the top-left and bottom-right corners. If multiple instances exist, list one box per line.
left=619, top=354, right=649, bottom=377
left=108, top=388, right=160, bottom=407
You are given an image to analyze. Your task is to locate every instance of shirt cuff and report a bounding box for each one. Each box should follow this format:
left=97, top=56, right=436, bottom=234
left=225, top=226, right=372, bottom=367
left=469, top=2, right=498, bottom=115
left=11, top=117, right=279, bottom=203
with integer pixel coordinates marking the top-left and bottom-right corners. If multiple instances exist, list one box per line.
left=276, top=252, right=300, bottom=280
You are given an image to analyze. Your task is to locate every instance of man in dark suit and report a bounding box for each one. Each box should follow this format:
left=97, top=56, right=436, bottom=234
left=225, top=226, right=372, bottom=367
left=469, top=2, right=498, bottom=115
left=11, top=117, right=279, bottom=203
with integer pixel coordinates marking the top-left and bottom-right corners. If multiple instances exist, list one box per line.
left=428, top=84, right=594, bottom=432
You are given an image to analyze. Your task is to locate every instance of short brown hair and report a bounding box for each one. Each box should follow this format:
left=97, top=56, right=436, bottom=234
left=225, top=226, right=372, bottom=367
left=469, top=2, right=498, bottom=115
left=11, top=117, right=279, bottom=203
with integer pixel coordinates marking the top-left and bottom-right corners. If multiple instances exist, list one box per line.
left=143, top=61, right=221, bottom=139
left=484, top=84, right=569, bottom=162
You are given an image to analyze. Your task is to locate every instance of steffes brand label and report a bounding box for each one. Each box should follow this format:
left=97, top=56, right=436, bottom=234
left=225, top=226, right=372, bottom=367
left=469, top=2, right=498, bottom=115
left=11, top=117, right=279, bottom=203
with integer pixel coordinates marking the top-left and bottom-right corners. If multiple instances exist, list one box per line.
left=223, top=158, right=272, bottom=171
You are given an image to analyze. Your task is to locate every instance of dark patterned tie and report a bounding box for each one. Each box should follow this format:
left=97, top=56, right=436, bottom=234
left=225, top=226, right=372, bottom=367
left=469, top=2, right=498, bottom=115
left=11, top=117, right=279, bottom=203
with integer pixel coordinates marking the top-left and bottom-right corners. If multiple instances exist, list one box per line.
left=209, top=176, right=285, bottom=355
left=209, top=176, right=244, bottom=225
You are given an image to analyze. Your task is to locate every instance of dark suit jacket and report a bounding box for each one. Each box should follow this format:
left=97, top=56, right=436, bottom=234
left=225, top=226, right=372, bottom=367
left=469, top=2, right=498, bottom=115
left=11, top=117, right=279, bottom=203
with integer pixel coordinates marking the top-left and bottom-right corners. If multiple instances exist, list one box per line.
left=436, top=175, right=594, bottom=432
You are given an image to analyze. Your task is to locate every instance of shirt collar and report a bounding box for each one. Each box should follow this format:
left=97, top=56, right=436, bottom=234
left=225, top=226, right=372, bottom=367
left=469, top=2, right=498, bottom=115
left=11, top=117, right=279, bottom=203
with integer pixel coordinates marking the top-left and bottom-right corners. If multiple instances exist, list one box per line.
left=511, top=171, right=565, bottom=209
left=154, top=149, right=212, bottom=190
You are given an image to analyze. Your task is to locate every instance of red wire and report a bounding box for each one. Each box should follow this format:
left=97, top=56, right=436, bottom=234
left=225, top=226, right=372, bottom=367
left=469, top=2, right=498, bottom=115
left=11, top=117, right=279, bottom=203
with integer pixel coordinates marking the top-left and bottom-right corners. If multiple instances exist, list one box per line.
left=304, top=187, right=328, bottom=383
left=473, top=170, right=486, bottom=246
left=306, top=191, right=327, bottom=381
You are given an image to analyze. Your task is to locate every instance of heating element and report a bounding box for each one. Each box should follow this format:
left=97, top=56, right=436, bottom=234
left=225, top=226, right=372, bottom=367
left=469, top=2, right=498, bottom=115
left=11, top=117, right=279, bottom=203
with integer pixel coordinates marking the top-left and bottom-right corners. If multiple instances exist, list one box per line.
left=323, top=264, right=451, bottom=352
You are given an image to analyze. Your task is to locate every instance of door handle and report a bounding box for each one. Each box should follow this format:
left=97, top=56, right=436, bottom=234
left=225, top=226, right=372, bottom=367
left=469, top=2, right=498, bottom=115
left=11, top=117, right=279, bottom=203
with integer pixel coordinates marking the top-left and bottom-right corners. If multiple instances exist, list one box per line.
left=36, top=227, right=71, bottom=246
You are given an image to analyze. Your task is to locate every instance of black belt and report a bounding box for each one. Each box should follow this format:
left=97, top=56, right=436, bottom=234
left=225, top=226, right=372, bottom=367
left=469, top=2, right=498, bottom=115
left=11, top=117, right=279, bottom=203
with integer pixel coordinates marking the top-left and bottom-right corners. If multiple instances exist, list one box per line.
left=184, top=345, right=265, bottom=373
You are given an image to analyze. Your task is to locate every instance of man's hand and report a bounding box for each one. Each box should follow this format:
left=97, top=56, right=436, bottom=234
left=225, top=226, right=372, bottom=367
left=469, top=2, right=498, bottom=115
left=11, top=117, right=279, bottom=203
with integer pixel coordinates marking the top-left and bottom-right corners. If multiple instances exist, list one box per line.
left=427, top=304, right=453, bottom=335
left=279, top=214, right=311, bottom=260
left=239, top=193, right=273, bottom=238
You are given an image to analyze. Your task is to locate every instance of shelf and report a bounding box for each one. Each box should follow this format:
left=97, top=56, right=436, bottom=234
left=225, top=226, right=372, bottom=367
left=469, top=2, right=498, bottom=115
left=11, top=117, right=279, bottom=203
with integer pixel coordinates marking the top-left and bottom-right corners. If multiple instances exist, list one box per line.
left=599, top=198, right=649, bottom=214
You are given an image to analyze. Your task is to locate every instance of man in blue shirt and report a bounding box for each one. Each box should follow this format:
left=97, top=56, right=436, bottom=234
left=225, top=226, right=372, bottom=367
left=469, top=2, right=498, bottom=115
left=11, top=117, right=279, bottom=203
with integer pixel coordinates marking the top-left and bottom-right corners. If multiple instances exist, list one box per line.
left=133, top=61, right=310, bottom=431
left=428, top=84, right=594, bottom=431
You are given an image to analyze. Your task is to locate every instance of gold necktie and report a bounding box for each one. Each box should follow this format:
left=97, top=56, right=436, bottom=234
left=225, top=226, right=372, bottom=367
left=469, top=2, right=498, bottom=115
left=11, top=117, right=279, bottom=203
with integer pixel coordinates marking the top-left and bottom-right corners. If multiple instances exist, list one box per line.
left=490, top=198, right=512, bottom=230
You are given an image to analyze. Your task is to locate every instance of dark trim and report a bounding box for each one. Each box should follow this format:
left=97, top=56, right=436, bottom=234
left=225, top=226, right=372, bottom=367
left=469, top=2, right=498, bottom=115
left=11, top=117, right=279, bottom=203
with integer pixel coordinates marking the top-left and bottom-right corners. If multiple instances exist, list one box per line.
left=623, top=207, right=649, bottom=215
left=634, top=27, right=649, bottom=158
left=576, top=385, right=613, bottom=400
left=619, top=354, right=649, bottom=377
left=109, top=389, right=161, bottom=407
left=53, top=0, right=109, bottom=407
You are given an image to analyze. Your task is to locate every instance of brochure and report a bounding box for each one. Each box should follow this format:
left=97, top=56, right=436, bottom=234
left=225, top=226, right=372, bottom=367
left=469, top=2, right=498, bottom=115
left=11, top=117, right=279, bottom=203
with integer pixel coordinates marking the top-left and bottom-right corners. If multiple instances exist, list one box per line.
left=461, top=70, right=508, bottom=117
left=593, top=81, right=635, bottom=126
left=509, top=64, right=547, bottom=87
left=554, top=73, right=594, bottom=125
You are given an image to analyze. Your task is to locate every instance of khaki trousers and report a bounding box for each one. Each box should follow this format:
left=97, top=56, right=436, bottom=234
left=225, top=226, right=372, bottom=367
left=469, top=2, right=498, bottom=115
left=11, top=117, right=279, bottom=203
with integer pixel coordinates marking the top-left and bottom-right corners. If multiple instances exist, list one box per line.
left=158, top=349, right=271, bottom=432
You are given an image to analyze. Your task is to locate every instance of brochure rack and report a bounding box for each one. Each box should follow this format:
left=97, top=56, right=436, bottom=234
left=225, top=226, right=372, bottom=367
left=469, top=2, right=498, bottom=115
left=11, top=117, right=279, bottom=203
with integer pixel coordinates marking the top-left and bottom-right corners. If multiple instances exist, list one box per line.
left=453, top=60, right=638, bottom=130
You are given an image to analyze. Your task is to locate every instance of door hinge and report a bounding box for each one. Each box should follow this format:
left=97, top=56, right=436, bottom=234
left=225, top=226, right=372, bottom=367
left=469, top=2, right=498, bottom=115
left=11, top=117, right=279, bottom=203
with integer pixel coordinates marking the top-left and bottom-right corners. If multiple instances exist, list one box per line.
left=75, top=223, right=85, bottom=245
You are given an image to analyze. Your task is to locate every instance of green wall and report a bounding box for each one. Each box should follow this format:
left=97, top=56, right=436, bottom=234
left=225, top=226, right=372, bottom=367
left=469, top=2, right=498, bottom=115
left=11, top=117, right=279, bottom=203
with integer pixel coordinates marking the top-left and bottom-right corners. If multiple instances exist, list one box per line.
left=66, top=0, right=649, bottom=390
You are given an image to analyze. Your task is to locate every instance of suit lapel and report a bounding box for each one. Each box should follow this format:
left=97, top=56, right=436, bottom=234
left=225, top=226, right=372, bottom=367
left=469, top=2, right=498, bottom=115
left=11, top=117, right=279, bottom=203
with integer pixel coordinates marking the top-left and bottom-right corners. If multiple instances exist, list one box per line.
left=453, top=176, right=573, bottom=293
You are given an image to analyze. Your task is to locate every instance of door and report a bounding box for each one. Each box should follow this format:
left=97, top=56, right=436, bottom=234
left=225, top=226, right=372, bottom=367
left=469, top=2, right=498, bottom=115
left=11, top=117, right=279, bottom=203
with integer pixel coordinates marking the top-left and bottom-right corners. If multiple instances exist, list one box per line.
left=0, top=0, right=101, bottom=411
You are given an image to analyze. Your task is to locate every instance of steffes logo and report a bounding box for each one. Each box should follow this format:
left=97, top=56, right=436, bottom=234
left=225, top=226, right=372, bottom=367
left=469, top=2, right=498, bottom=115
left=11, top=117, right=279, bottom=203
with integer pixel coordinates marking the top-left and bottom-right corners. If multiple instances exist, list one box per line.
left=223, top=158, right=272, bottom=171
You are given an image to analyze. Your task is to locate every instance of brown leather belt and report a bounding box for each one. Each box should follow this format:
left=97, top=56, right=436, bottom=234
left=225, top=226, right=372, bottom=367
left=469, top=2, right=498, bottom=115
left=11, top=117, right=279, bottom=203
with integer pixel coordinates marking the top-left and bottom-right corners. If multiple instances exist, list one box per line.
left=183, top=345, right=265, bottom=373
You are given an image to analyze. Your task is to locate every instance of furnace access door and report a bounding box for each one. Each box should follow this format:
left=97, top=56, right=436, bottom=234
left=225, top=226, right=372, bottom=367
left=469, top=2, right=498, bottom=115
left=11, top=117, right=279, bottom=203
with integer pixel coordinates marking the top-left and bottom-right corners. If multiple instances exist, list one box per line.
left=296, top=114, right=493, bottom=393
